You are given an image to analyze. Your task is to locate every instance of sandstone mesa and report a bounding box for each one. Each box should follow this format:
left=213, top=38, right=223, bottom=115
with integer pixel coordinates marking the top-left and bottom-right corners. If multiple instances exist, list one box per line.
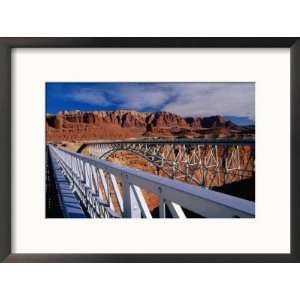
left=46, top=110, right=253, bottom=142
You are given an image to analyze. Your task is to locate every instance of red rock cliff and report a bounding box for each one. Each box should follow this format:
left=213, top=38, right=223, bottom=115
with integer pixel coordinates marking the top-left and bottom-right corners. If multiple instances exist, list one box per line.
left=46, top=110, right=246, bottom=142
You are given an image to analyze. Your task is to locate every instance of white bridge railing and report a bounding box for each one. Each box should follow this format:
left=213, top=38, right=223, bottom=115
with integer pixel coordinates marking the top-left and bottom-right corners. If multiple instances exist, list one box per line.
left=49, top=145, right=255, bottom=218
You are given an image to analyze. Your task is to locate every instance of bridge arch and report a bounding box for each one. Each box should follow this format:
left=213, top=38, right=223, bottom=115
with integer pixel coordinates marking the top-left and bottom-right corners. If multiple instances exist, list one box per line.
left=76, top=144, right=168, bottom=176
left=94, top=148, right=169, bottom=177
left=77, top=140, right=255, bottom=188
left=84, top=143, right=209, bottom=185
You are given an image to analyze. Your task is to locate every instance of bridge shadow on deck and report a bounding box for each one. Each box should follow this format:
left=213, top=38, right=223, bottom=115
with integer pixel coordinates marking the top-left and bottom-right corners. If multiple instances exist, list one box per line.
left=46, top=147, right=89, bottom=218
left=46, top=149, right=64, bottom=218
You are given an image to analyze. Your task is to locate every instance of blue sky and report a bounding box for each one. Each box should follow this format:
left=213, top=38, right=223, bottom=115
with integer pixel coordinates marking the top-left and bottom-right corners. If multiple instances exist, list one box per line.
left=46, top=82, right=255, bottom=125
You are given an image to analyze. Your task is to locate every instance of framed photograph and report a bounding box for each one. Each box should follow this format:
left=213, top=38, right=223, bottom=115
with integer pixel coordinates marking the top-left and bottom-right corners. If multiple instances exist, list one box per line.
left=0, top=38, right=299, bottom=262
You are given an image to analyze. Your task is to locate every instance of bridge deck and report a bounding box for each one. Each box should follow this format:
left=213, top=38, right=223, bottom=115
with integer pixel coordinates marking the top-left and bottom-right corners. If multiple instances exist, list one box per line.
left=49, top=148, right=86, bottom=218
left=81, top=138, right=255, bottom=145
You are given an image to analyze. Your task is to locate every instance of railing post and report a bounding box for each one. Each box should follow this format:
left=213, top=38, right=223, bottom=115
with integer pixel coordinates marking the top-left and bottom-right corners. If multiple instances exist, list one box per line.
left=123, top=175, right=141, bottom=218
left=158, top=186, right=166, bottom=218
left=159, top=198, right=166, bottom=218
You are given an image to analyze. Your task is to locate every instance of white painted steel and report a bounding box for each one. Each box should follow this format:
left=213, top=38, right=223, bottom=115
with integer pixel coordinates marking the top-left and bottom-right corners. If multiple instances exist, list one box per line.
left=49, top=145, right=255, bottom=218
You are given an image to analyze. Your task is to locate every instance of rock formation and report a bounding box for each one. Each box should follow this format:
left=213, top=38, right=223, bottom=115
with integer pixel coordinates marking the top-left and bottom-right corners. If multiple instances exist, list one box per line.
left=46, top=110, right=253, bottom=142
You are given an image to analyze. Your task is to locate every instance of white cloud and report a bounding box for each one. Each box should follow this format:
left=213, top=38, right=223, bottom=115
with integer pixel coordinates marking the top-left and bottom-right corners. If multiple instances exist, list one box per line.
left=115, top=84, right=172, bottom=110
left=161, top=83, right=255, bottom=119
left=70, top=88, right=110, bottom=106
left=67, top=83, right=255, bottom=119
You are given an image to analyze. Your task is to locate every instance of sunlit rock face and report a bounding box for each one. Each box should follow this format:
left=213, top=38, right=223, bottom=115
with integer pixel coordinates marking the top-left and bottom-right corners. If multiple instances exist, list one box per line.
left=46, top=110, right=252, bottom=142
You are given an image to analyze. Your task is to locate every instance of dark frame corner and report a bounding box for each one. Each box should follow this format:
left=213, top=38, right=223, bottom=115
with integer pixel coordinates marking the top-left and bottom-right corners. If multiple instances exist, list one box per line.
left=0, top=37, right=299, bottom=263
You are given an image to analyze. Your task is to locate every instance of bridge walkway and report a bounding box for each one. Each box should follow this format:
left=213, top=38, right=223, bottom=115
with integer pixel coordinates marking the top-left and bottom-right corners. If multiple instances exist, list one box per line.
left=48, top=147, right=87, bottom=218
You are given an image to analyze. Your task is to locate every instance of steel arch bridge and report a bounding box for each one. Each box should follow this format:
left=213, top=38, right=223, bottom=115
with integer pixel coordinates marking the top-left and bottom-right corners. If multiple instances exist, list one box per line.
left=78, top=139, right=255, bottom=188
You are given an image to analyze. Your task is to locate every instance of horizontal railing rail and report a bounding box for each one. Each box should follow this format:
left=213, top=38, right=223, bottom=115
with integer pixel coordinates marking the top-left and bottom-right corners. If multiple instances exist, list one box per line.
left=49, top=145, right=255, bottom=218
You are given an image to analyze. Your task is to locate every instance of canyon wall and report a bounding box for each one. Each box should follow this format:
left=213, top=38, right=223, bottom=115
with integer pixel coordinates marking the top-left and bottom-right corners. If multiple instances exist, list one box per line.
left=46, top=110, right=253, bottom=142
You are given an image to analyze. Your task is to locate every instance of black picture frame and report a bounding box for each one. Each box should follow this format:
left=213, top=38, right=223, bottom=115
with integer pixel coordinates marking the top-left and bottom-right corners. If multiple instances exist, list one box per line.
left=0, top=37, right=299, bottom=263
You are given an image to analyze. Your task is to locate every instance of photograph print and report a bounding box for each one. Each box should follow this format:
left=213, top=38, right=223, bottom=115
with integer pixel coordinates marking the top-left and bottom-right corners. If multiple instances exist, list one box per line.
left=46, top=82, right=255, bottom=219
